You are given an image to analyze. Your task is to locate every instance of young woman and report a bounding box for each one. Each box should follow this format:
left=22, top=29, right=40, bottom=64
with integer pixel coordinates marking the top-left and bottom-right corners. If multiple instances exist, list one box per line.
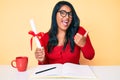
left=35, top=1, right=95, bottom=65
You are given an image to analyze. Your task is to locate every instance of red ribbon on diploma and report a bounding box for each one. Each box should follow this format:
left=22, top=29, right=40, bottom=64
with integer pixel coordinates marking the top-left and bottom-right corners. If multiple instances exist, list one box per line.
left=28, top=30, right=44, bottom=51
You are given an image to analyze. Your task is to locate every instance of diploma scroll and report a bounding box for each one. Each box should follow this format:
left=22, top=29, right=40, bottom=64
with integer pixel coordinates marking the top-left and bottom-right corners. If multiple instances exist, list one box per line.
left=30, top=19, right=42, bottom=48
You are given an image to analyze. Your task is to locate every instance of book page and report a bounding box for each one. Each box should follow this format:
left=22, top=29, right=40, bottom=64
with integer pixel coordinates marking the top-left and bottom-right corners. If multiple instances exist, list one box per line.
left=30, top=64, right=63, bottom=78
left=61, top=63, right=96, bottom=78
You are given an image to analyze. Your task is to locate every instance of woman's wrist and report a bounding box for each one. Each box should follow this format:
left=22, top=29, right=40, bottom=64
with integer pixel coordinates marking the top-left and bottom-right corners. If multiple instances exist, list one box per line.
left=38, top=57, right=45, bottom=64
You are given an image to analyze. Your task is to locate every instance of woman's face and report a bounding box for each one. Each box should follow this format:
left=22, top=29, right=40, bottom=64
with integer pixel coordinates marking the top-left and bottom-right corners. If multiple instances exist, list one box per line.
left=56, top=5, right=72, bottom=32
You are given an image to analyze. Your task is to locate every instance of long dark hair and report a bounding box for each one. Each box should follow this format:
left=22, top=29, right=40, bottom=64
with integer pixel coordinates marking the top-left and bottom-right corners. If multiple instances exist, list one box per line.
left=47, top=1, right=80, bottom=53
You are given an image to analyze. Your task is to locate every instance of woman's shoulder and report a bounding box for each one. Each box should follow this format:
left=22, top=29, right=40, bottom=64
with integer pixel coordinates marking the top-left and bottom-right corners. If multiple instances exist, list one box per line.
left=77, top=26, right=86, bottom=35
left=41, top=32, right=49, bottom=40
left=39, top=32, right=49, bottom=46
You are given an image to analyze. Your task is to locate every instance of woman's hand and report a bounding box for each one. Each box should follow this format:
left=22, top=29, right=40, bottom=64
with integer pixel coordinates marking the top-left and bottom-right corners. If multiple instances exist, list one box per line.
left=35, top=47, right=45, bottom=62
left=74, top=32, right=88, bottom=47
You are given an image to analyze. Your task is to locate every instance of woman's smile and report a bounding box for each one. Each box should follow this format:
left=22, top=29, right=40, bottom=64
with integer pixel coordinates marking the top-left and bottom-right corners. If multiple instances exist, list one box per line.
left=62, top=20, right=69, bottom=26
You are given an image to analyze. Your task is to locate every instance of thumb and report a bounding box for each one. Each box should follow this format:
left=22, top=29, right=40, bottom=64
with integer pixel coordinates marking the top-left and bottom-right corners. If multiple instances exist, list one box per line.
left=84, top=31, right=89, bottom=37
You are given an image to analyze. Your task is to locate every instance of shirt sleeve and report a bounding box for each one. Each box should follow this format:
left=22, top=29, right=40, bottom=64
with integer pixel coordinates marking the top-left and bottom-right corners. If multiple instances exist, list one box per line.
left=38, top=58, right=48, bottom=65
left=77, top=26, right=95, bottom=60
left=38, top=33, right=49, bottom=65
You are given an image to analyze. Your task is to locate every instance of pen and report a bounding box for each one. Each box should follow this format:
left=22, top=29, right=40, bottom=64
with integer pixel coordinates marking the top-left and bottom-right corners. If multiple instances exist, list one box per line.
left=35, top=67, right=56, bottom=74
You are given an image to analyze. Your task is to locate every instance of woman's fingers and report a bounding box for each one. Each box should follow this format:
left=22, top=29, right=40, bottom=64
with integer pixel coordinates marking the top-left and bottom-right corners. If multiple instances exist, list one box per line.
left=74, top=32, right=88, bottom=47
left=35, top=47, right=45, bottom=61
left=84, top=31, right=88, bottom=37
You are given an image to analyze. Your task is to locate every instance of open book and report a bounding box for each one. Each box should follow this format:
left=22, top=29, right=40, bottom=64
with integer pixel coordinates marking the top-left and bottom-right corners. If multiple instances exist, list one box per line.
left=29, top=63, right=97, bottom=80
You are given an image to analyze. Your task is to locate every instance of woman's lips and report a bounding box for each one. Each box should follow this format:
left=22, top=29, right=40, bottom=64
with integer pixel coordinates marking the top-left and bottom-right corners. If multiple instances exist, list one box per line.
left=62, top=20, right=69, bottom=26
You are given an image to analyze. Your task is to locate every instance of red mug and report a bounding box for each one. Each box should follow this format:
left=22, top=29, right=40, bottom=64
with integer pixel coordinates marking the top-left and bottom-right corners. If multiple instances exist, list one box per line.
left=11, top=56, right=28, bottom=72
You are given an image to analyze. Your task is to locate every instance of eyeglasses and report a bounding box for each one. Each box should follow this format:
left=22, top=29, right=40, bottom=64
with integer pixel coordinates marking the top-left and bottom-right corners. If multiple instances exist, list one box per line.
left=58, top=10, right=72, bottom=18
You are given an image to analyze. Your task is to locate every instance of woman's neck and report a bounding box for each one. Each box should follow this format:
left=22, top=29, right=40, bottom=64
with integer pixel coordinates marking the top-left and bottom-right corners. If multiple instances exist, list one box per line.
left=57, top=31, right=66, bottom=46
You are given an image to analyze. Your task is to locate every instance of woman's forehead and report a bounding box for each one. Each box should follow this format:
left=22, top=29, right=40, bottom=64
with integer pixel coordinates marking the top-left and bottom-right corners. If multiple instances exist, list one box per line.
left=59, top=5, right=71, bottom=12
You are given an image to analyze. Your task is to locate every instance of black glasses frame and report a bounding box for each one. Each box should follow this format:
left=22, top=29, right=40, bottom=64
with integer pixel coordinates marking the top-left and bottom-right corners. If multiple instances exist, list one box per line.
left=58, top=10, right=72, bottom=18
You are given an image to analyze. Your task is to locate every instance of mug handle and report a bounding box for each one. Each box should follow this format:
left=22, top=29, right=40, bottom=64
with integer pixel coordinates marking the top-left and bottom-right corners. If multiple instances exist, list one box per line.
left=11, top=60, right=17, bottom=68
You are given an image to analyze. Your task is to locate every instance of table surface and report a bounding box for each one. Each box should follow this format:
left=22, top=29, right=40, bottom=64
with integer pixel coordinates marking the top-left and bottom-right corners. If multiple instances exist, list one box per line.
left=0, top=65, right=120, bottom=80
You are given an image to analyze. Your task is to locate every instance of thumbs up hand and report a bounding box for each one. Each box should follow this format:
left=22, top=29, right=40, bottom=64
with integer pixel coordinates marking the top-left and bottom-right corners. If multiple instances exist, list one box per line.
left=74, top=31, right=88, bottom=47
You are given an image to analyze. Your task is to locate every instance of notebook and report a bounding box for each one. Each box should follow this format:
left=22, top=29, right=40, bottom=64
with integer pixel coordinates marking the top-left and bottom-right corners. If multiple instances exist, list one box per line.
left=29, top=63, right=98, bottom=80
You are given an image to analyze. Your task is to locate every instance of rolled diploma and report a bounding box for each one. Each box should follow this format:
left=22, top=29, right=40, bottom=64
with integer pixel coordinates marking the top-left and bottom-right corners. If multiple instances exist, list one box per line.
left=30, top=19, right=41, bottom=48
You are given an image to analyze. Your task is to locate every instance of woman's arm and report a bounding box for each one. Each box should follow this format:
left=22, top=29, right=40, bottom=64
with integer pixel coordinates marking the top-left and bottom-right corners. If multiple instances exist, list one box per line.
left=75, top=26, right=95, bottom=60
